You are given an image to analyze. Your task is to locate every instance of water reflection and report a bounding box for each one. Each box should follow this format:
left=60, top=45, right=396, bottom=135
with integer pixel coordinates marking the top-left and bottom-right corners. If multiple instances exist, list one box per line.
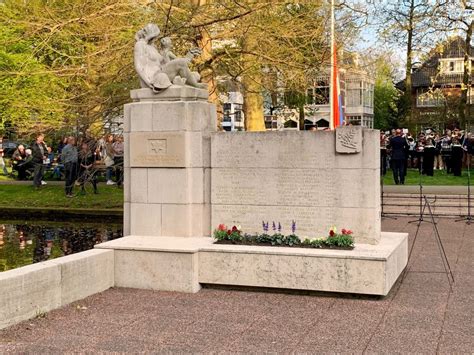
left=0, top=221, right=122, bottom=271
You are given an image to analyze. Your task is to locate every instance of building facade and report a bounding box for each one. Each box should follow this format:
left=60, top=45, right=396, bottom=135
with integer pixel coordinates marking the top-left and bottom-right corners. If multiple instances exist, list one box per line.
left=304, top=67, right=374, bottom=129
left=221, top=92, right=245, bottom=131
left=409, top=36, right=473, bottom=130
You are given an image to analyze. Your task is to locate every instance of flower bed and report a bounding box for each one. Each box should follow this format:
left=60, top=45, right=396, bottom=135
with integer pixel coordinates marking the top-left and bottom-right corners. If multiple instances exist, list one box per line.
left=213, top=221, right=355, bottom=250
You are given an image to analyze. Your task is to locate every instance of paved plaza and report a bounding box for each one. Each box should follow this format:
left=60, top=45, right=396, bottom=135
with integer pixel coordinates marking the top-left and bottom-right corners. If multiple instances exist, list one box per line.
left=1, top=217, right=473, bottom=353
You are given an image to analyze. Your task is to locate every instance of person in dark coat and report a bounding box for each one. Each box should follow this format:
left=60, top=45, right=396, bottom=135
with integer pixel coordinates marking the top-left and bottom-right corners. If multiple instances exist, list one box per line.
left=380, top=131, right=388, bottom=176
left=31, top=133, right=48, bottom=188
left=451, top=137, right=464, bottom=177
left=389, top=129, right=409, bottom=185
left=423, top=138, right=436, bottom=176
left=62, top=137, right=78, bottom=197
left=441, top=130, right=452, bottom=173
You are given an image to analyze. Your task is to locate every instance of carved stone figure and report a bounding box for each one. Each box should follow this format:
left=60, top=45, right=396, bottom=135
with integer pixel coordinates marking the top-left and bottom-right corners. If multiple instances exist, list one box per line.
left=134, top=23, right=207, bottom=92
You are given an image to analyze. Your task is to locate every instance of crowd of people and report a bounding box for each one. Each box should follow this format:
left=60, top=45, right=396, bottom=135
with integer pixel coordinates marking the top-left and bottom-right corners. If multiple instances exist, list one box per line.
left=6, top=133, right=124, bottom=197
left=381, top=128, right=474, bottom=185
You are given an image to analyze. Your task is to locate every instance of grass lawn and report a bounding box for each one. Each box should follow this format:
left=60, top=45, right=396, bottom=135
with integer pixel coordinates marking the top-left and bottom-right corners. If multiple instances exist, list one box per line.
left=0, top=185, right=123, bottom=210
left=383, top=168, right=471, bottom=186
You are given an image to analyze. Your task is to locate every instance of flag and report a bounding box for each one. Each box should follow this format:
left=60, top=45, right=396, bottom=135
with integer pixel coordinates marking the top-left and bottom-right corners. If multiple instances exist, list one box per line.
left=330, top=0, right=344, bottom=129
left=331, top=44, right=345, bottom=128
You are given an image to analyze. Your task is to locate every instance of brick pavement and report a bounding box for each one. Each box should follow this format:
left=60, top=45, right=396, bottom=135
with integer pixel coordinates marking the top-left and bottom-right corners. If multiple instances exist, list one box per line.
left=0, top=217, right=472, bottom=353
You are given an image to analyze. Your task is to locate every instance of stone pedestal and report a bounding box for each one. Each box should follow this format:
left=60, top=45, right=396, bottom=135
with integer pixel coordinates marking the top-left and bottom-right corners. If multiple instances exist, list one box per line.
left=124, top=86, right=216, bottom=237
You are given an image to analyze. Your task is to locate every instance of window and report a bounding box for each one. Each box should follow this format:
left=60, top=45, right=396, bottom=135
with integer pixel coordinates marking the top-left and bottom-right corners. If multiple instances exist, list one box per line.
left=346, top=81, right=362, bottom=107
left=440, top=59, right=464, bottom=74
left=363, top=82, right=374, bottom=108
left=314, top=80, right=330, bottom=105
left=235, top=111, right=242, bottom=122
left=346, top=116, right=361, bottom=125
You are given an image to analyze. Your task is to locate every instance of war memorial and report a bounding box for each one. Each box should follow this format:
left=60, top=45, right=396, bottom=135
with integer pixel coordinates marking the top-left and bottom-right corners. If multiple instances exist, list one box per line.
left=0, top=23, right=408, bottom=330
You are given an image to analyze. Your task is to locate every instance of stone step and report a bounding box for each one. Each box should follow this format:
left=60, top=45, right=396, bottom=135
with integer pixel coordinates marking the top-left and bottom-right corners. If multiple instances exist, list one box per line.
left=382, top=193, right=473, bottom=216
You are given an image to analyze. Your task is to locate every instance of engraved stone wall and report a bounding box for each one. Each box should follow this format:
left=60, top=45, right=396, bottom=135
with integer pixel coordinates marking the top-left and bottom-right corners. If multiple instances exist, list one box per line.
left=125, top=88, right=216, bottom=237
left=211, top=130, right=381, bottom=244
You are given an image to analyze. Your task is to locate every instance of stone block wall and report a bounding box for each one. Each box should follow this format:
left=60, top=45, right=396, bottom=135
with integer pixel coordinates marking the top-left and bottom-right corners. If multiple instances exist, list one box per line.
left=211, top=128, right=381, bottom=244
left=124, top=88, right=216, bottom=237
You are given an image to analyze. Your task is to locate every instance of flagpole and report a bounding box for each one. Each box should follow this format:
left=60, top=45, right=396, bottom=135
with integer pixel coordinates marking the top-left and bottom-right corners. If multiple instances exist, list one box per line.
left=329, top=0, right=335, bottom=130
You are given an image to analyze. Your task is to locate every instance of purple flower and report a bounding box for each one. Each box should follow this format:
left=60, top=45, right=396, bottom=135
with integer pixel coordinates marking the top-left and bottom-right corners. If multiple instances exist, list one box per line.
left=272, top=221, right=276, bottom=232
left=291, top=220, right=296, bottom=234
left=262, top=221, right=269, bottom=233
left=278, top=222, right=282, bottom=233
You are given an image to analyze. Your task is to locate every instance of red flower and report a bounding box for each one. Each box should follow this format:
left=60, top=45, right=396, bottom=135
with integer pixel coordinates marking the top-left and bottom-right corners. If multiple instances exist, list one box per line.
left=218, top=224, right=227, bottom=231
left=227, top=230, right=232, bottom=235
left=232, top=226, right=238, bottom=232
left=346, top=229, right=353, bottom=235
left=329, top=230, right=335, bottom=237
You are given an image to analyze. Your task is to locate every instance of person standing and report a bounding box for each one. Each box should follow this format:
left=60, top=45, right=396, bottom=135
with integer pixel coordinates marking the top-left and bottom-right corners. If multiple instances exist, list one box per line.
left=441, top=129, right=452, bottom=173
left=434, top=133, right=443, bottom=170
left=112, top=136, right=124, bottom=187
left=415, top=134, right=425, bottom=173
left=423, top=138, right=436, bottom=177
left=62, top=137, right=78, bottom=197
left=380, top=131, right=388, bottom=176
left=104, top=134, right=116, bottom=185
left=31, top=133, right=48, bottom=188
left=451, top=137, right=464, bottom=177
left=407, top=136, right=416, bottom=168
left=466, top=132, right=474, bottom=168
left=0, top=136, right=8, bottom=175
left=389, top=129, right=409, bottom=185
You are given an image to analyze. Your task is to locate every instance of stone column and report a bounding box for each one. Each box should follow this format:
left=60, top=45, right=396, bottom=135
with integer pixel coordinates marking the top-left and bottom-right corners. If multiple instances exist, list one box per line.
left=123, top=86, right=215, bottom=237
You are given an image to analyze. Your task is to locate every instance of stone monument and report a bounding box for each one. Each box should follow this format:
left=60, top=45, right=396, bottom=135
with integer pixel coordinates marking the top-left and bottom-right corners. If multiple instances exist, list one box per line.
left=211, top=127, right=380, bottom=244
left=124, top=23, right=215, bottom=238
left=97, top=24, right=408, bottom=296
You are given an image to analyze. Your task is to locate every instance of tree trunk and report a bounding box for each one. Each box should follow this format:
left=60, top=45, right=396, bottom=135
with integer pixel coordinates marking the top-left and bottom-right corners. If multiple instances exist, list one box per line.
left=242, top=34, right=265, bottom=131
left=459, top=20, right=473, bottom=127
left=197, top=27, right=221, bottom=117
left=405, top=0, right=415, bottom=124
left=242, top=73, right=266, bottom=131
left=191, top=0, right=221, bottom=126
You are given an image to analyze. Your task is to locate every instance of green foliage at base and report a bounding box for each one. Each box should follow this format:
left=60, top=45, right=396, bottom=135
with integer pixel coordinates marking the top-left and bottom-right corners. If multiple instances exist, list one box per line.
left=383, top=168, right=471, bottom=186
left=303, top=234, right=354, bottom=248
left=213, top=227, right=354, bottom=249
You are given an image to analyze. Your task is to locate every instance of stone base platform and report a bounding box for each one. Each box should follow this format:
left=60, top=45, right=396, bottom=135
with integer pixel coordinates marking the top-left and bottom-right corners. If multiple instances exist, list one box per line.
left=95, top=232, right=408, bottom=296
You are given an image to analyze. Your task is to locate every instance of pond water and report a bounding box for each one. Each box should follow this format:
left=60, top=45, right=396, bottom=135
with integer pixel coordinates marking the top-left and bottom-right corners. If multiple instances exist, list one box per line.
left=0, top=220, right=123, bottom=272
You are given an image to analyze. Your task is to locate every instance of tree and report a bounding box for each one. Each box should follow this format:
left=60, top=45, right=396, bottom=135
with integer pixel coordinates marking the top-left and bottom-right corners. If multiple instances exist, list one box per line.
left=155, top=1, right=334, bottom=131
left=0, top=21, right=67, bottom=135
left=374, top=0, right=448, bottom=124
left=373, top=55, right=400, bottom=129
left=439, top=0, right=473, bottom=126
left=0, top=0, right=149, bottom=137
left=0, top=0, right=362, bottom=136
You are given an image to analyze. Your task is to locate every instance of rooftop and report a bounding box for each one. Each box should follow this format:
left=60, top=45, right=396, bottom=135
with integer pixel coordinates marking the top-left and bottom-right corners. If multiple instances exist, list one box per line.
left=412, top=36, right=474, bottom=88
